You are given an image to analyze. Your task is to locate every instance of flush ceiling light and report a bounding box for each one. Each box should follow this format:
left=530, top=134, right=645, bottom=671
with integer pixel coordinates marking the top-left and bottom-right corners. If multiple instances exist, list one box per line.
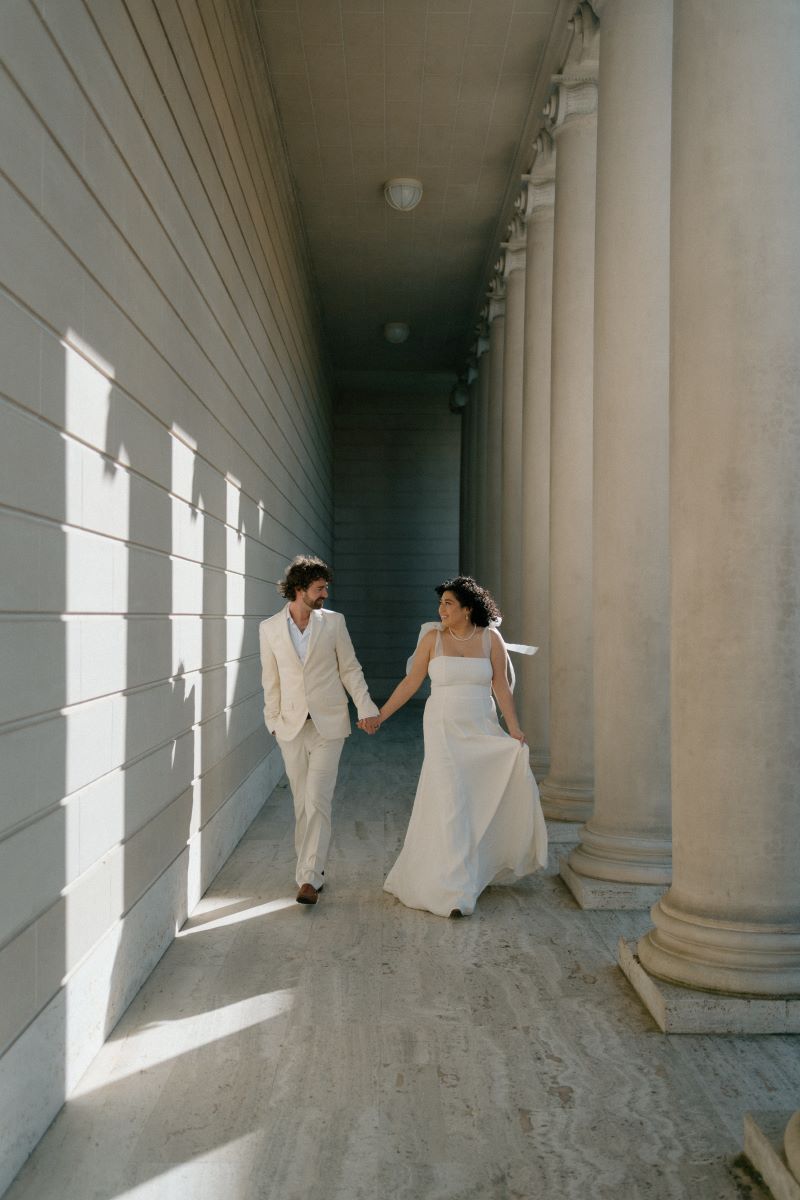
left=384, top=321, right=410, bottom=344
left=384, top=178, right=423, bottom=211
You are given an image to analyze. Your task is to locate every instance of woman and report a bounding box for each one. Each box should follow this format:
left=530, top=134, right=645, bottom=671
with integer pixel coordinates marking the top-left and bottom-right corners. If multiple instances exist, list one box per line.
left=379, top=577, right=548, bottom=918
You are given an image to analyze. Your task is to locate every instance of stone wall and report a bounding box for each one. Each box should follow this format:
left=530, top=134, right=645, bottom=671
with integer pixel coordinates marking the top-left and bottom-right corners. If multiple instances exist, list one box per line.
left=0, top=1, right=332, bottom=1189
left=333, top=389, right=460, bottom=701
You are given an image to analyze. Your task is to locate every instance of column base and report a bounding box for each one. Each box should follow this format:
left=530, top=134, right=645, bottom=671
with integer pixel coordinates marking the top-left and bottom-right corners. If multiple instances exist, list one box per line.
left=743, top=1112, right=800, bottom=1200
left=539, top=776, right=593, bottom=822
left=618, top=938, right=800, bottom=1033
left=567, top=823, right=671, bottom=886
left=638, top=894, right=800, bottom=996
left=560, top=857, right=667, bottom=910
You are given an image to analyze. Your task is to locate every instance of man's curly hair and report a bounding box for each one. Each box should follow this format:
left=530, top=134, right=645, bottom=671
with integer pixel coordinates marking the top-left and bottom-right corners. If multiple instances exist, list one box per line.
left=434, top=576, right=501, bottom=627
left=278, top=555, right=332, bottom=600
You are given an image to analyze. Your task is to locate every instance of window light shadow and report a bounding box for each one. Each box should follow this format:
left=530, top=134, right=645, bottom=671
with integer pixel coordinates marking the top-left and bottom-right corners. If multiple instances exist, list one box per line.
left=177, top=896, right=296, bottom=935
left=72, top=989, right=295, bottom=1099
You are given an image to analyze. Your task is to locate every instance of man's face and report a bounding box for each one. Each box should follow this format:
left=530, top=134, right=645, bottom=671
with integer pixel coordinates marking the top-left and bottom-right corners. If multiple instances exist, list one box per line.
left=298, top=578, right=329, bottom=610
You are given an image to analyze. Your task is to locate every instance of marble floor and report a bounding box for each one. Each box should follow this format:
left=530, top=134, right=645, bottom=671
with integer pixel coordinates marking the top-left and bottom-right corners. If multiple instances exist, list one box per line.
left=7, top=711, right=798, bottom=1200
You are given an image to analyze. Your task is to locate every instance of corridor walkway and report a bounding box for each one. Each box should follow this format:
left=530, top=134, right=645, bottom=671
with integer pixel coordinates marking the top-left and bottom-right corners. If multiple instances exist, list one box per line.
left=7, top=711, right=797, bottom=1200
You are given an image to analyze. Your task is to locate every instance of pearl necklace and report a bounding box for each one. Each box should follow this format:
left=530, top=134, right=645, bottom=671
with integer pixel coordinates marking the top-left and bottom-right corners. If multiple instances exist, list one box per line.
left=448, top=623, right=477, bottom=642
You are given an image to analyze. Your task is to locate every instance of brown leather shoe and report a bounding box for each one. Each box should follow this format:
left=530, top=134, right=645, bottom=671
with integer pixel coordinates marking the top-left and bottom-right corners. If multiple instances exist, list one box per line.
left=296, top=883, right=319, bottom=904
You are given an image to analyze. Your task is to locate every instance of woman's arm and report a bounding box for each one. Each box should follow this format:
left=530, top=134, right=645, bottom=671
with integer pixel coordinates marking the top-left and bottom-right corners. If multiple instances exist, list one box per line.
left=489, top=629, right=525, bottom=742
left=378, top=631, right=436, bottom=723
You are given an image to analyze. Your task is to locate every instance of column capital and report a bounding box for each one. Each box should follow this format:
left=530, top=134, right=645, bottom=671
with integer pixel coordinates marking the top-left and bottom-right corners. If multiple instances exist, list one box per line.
left=531, top=127, right=556, bottom=182
left=520, top=129, right=556, bottom=222
left=473, top=322, right=490, bottom=357
left=450, top=379, right=469, bottom=412
left=563, top=2, right=600, bottom=81
left=486, top=273, right=506, bottom=322
left=500, top=213, right=527, bottom=277
left=462, top=349, right=480, bottom=382
left=474, top=311, right=490, bottom=349
left=544, top=77, right=598, bottom=133
left=543, top=3, right=599, bottom=135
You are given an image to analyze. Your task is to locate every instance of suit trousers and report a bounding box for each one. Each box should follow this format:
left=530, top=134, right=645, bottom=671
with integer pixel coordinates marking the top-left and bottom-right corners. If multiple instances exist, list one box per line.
left=278, top=720, right=344, bottom=889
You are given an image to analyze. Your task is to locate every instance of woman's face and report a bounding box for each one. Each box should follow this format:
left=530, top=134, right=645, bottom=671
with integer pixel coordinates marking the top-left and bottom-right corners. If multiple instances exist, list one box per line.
left=438, top=590, right=467, bottom=626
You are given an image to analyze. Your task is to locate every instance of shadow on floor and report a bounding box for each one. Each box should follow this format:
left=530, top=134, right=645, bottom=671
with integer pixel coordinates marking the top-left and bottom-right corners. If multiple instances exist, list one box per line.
left=5, top=711, right=790, bottom=1200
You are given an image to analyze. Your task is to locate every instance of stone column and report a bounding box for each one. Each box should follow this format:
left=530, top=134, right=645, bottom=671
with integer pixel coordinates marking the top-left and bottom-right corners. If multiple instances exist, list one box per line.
left=538, top=3, right=599, bottom=824
left=518, top=131, right=556, bottom=781
left=473, top=326, right=491, bottom=584
left=499, top=218, right=527, bottom=641
left=484, top=277, right=506, bottom=600
left=621, top=0, right=800, bottom=1030
left=561, top=0, right=672, bottom=909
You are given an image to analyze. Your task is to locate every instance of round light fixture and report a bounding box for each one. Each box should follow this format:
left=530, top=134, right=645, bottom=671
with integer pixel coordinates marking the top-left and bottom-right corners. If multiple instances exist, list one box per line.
left=384, top=178, right=423, bottom=212
left=384, top=321, right=410, bottom=344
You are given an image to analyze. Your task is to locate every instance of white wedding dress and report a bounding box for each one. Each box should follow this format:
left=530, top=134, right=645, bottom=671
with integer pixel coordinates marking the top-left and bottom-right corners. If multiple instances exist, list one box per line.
left=383, top=627, right=548, bottom=917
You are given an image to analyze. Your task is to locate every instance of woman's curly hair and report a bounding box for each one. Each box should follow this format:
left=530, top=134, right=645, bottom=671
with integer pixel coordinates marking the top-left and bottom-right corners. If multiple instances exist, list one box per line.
left=278, top=555, right=332, bottom=599
left=435, top=576, right=501, bottom=628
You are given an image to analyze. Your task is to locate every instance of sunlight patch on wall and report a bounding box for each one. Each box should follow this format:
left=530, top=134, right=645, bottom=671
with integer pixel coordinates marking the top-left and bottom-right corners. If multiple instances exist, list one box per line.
left=171, top=424, right=204, bottom=913
left=225, top=472, right=245, bottom=735
left=63, top=332, right=128, bottom=984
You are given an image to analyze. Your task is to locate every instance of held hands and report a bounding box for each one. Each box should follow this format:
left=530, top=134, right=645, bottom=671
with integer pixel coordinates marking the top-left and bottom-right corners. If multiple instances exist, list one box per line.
left=357, top=716, right=382, bottom=735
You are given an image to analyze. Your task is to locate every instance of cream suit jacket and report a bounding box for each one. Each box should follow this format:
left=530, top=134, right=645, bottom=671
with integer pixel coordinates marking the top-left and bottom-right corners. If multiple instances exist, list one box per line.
left=259, top=605, right=379, bottom=742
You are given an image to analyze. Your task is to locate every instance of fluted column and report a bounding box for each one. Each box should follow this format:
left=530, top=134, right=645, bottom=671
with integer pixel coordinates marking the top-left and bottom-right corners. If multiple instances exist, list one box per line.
left=499, top=219, right=527, bottom=641
left=539, top=3, right=599, bottom=823
left=562, top=0, right=672, bottom=909
left=473, top=325, right=491, bottom=584
left=623, top=0, right=800, bottom=1028
left=485, top=278, right=505, bottom=600
left=518, top=131, right=556, bottom=782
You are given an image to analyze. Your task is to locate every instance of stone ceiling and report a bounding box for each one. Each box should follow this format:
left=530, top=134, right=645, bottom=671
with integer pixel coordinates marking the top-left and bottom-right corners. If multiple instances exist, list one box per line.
left=253, top=0, right=566, bottom=380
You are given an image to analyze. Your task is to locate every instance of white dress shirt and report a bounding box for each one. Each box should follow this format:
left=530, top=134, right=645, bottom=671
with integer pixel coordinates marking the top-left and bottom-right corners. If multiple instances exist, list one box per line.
left=287, top=611, right=313, bottom=662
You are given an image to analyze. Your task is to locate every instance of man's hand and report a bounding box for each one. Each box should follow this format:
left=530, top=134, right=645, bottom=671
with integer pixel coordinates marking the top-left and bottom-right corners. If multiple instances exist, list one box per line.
left=357, top=716, right=382, bottom=735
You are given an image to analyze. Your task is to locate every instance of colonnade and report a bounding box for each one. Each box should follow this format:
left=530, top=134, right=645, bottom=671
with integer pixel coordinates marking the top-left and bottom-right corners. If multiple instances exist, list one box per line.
left=459, top=0, right=800, bottom=1062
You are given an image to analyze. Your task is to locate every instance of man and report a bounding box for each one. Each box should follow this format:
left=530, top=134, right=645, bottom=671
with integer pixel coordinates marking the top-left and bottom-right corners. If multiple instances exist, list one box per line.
left=259, top=555, right=380, bottom=904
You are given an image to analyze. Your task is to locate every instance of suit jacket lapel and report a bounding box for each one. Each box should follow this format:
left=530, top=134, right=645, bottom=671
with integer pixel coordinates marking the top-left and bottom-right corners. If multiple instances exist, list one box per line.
left=279, top=603, right=296, bottom=656
left=304, top=608, right=324, bottom=665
